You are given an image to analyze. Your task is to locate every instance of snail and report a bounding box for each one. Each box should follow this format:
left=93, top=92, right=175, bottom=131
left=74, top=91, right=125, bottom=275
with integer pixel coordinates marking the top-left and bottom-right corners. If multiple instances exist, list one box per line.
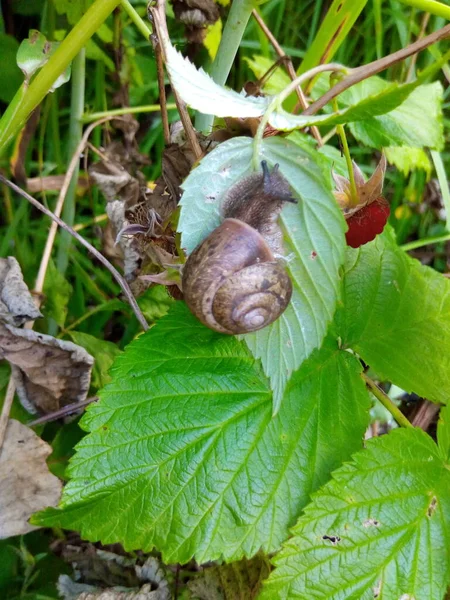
left=182, top=161, right=296, bottom=335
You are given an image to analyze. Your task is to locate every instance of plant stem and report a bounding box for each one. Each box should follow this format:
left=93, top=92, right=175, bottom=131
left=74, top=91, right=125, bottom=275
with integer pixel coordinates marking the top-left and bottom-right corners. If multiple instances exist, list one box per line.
left=0, top=0, right=121, bottom=154
left=0, top=175, right=149, bottom=332
left=362, top=373, right=413, bottom=429
left=120, top=0, right=151, bottom=39
left=81, top=103, right=177, bottom=123
left=332, top=96, right=357, bottom=203
left=56, top=49, right=85, bottom=280
left=252, top=63, right=347, bottom=169
left=397, top=0, right=450, bottom=19
left=195, top=0, right=255, bottom=132
left=401, top=232, right=450, bottom=252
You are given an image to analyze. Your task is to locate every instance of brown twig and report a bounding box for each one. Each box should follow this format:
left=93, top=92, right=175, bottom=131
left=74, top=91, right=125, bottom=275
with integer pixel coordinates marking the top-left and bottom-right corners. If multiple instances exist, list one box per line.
left=406, top=13, right=430, bottom=82
left=150, top=0, right=203, bottom=160
left=0, top=175, right=149, bottom=331
left=251, top=9, right=323, bottom=146
left=34, top=116, right=127, bottom=295
left=28, top=397, right=98, bottom=426
left=151, top=30, right=171, bottom=145
left=410, top=399, right=440, bottom=431
left=303, top=23, right=450, bottom=116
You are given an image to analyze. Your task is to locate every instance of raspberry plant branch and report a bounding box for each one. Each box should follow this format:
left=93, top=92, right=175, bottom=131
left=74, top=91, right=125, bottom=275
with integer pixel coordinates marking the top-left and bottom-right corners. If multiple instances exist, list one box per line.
left=362, top=373, right=414, bottom=429
left=0, top=175, right=149, bottom=332
left=303, top=22, right=450, bottom=117
left=252, top=63, right=348, bottom=169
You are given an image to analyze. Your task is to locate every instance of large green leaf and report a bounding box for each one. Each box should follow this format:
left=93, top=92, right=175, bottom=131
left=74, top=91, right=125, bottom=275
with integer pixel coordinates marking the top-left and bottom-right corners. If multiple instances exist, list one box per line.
left=438, top=403, right=450, bottom=463
left=347, top=80, right=443, bottom=150
left=179, top=136, right=345, bottom=410
left=310, top=74, right=444, bottom=151
left=260, top=428, right=450, bottom=600
left=68, top=331, right=122, bottom=390
left=340, top=227, right=450, bottom=404
left=33, top=303, right=370, bottom=564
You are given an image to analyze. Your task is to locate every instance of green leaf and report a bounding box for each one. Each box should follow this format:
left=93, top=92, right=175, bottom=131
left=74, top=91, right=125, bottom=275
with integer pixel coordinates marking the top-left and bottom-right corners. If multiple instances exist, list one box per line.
left=68, top=331, right=122, bottom=390
left=260, top=428, right=450, bottom=600
left=385, top=146, right=432, bottom=176
left=179, top=136, right=345, bottom=409
left=43, top=260, right=72, bottom=328
left=0, top=34, right=23, bottom=103
left=16, top=30, right=48, bottom=79
left=298, top=0, right=368, bottom=75
left=340, top=226, right=450, bottom=404
left=16, top=30, right=72, bottom=90
left=438, top=403, right=450, bottom=464
left=246, top=57, right=443, bottom=137
left=33, top=303, right=370, bottom=564
left=269, top=80, right=426, bottom=132
left=326, top=77, right=444, bottom=151
left=137, top=285, right=174, bottom=323
left=53, top=0, right=93, bottom=24
left=162, top=29, right=269, bottom=118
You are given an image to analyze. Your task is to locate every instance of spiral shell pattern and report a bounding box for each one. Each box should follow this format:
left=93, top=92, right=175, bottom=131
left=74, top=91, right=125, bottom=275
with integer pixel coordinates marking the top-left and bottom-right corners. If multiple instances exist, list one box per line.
left=182, top=219, right=292, bottom=334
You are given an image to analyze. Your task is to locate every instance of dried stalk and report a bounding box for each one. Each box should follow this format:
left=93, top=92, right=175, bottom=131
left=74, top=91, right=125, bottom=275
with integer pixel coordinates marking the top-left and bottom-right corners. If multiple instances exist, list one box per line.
left=150, top=0, right=203, bottom=160
left=0, top=175, right=149, bottom=332
left=251, top=9, right=323, bottom=146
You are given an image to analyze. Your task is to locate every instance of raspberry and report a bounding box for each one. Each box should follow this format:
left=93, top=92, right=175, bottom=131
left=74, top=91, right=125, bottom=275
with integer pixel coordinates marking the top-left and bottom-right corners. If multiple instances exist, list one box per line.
left=345, top=197, right=390, bottom=248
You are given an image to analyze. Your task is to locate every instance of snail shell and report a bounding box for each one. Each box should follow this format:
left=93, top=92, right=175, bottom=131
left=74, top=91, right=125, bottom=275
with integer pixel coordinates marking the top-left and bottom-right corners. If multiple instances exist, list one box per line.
left=182, top=218, right=292, bottom=334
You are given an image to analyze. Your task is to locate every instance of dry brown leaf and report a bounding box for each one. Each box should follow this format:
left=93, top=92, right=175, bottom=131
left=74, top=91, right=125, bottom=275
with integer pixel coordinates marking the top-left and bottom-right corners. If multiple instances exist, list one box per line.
left=0, top=257, right=42, bottom=326
left=0, top=419, right=62, bottom=538
left=0, top=323, right=94, bottom=414
left=188, top=555, right=270, bottom=600
left=58, top=557, right=170, bottom=600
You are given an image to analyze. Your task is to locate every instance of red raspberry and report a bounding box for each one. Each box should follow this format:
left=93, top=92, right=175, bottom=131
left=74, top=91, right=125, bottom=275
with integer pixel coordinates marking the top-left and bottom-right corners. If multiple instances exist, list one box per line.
left=345, top=197, right=390, bottom=248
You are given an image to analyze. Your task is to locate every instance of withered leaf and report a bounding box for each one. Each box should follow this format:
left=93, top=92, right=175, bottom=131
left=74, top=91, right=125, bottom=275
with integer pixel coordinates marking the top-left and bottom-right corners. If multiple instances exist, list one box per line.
left=0, top=323, right=94, bottom=414
left=0, top=419, right=62, bottom=538
left=58, top=556, right=170, bottom=600
left=188, top=555, right=270, bottom=600
left=0, top=257, right=42, bottom=326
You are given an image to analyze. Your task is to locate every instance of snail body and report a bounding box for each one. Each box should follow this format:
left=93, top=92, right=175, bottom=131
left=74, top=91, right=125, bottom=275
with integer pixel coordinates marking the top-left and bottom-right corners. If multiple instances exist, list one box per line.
left=182, top=162, right=295, bottom=335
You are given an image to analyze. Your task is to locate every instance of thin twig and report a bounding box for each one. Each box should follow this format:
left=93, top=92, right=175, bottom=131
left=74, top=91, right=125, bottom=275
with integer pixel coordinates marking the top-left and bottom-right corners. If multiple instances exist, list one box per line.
left=303, top=23, right=450, bottom=116
left=362, top=373, right=413, bottom=429
left=0, top=379, right=17, bottom=454
left=406, top=12, right=430, bottom=81
left=150, top=0, right=203, bottom=160
left=0, top=175, right=149, bottom=331
left=251, top=9, right=323, bottom=146
left=151, top=32, right=171, bottom=145
left=34, top=116, right=127, bottom=294
left=28, top=396, right=98, bottom=426
left=410, top=399, right=440, bottom=430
